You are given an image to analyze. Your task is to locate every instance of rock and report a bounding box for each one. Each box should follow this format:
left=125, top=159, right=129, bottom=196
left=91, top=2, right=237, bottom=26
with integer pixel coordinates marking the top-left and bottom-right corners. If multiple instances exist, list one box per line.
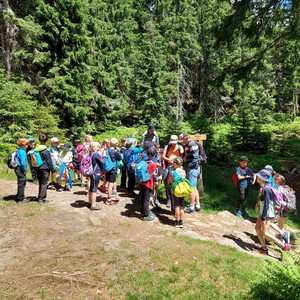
left=89, top=216, right=102, bottom=226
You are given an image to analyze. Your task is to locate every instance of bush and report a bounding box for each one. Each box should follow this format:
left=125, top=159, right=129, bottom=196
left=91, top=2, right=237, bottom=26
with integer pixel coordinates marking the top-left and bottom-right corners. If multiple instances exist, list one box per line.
left=248, top=239, right=300, bottom=300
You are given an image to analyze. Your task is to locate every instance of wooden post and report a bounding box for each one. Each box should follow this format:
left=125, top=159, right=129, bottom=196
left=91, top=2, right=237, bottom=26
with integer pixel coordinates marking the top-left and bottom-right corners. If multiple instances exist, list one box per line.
left=190, top=133, right=207, bottom=196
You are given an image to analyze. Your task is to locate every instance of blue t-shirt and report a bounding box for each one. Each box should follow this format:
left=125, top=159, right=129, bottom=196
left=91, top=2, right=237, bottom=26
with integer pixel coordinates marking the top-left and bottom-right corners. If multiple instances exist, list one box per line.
left=236, top=167, right=252, bottom=189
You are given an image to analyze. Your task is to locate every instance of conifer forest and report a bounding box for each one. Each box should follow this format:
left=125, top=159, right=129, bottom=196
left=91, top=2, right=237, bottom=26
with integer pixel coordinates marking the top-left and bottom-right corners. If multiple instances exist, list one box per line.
left=0, top=0, right=299, bottom=147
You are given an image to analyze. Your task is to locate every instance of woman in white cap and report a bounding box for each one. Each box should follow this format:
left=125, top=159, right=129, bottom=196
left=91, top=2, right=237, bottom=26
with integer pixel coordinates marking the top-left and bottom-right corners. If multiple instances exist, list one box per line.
left=253, top=169, right=290, bottom=254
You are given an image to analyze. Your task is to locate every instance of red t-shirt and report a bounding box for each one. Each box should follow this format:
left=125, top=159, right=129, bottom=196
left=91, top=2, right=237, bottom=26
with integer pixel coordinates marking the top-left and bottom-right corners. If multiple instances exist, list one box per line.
left=140, top=161, right=157, bottom=190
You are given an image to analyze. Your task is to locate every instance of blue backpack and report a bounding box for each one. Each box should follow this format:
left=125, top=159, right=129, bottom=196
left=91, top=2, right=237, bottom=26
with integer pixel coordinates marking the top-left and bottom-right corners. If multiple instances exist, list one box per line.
left=134, top=160, right=156, bottom=183
left=103, top=150, right=116, bottom=172
left=30, top=150, right=44, bottom=168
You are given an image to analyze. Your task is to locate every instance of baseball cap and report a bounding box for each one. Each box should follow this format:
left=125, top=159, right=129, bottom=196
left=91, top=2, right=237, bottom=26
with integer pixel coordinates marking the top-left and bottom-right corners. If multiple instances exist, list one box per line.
left=148, top=124, right=155, bottom=130
left=264, top=165, right=274, bottom=172
left=28, top=137, right=35, bottom=142
left=64, top=142, right=71, bottom=149
left=51, top=137, right=59, bottom=143
left=239, top=156, right=249, bottom=162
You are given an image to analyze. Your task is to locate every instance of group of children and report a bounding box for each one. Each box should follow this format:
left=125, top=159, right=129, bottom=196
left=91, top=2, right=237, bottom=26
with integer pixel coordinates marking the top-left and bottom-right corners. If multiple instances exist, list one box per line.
left=13, top=132, right=195, bottom=227
left=235, top=156, right=293, bottom=254
left=13, top=133, right=296, bottom=248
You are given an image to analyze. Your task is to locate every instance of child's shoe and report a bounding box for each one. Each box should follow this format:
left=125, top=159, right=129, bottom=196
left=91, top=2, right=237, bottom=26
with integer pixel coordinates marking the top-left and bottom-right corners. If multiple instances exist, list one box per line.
left=143, top=215, right=154, bottom=221
left=184, top=206, right=195, bottom=214
left=174, top=220, right=180, bottom=228
left=106, top=198, right=118, bottom=205
left=64, top=185, right=71, bottom=191
left=236, top=211, right=243, bottom=218
left=252, top=246, right=268, bottom=255
left=195, top=205, right=201, bottom=212
left=179, top=220, right=183, bottom=228
left=282, top=243, right=290, bottom=251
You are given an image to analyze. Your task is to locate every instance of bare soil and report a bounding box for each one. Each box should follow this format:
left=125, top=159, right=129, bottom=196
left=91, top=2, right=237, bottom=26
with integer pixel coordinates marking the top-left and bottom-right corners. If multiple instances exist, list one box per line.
left=0, top=179, right=298, bottom=299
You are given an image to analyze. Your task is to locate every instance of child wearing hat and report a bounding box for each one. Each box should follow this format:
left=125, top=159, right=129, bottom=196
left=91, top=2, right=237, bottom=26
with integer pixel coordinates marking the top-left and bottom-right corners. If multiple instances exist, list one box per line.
left=253, top=169, right=290, bottom=254
left=235, top=156, right=254, bottom=218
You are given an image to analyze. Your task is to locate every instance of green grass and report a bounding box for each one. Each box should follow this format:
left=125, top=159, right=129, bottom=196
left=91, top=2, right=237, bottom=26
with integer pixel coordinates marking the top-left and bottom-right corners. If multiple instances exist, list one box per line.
left=109, top=237, right=263, bottom=300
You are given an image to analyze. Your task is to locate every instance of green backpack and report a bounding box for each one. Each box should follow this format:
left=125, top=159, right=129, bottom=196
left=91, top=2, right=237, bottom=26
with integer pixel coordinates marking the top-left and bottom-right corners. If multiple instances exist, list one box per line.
left=172, top=170, right=193, bottom=198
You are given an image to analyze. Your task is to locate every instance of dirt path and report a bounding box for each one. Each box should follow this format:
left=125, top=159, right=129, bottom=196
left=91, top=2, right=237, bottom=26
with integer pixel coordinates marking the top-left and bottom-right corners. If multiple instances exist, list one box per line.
left=0, top=179, right=298, bottom=298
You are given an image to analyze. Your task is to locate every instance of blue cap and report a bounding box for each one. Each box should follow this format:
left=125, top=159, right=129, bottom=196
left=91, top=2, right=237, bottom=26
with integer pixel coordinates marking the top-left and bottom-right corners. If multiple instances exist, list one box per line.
left=28, top=137, right=35, bottom=142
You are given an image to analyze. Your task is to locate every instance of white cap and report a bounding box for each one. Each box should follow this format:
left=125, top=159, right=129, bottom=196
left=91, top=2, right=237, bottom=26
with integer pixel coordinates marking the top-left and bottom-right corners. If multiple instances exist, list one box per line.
left=51, top=137, right=59, bottom=143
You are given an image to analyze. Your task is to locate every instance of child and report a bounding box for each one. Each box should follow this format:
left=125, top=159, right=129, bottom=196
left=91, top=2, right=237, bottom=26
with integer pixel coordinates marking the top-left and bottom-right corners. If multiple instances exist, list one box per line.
left=99, top=139, right=110, bottom=192
left=106, top=138, right=122, bottom=205
left=168, top=156, right=186, bottom=228
left=59, top=143, right=73, bottom=191
left=26, top=137, right=37, bottom=182
left=119, top=137, right=127, bottom=191
left=139, top=147, right=158, bottom=221
left=72, top=139, right=83, bottom=183
left=253, top=169, right=290, bottom=254
left=88, top=142, right=103, bottom=210
left=15, top=138, right=30, bottom=203
left=35, top=134, right=57, bottom=204
left=235, top=156, right=254, bottom=218
left=49, top=137, right=62, bottom=191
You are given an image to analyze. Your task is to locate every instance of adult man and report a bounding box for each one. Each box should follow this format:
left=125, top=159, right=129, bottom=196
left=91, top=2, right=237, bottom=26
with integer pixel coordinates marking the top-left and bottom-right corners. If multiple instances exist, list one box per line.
left=162, top=135, right=184, bottom=210
left=141, top=124, right=159, bottom=146
left=182, top=133, right=201, bottom=213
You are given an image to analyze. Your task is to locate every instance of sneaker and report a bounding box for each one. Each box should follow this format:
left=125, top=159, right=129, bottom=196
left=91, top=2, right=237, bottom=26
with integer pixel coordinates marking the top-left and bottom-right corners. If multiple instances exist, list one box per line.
left=174, top=220, right=180, bottom=228
left=56, top=185, right=63, bottom=192
left=90, top=205, right=102, bottom=211
left=282, top=243, right=290, bottom=251
left=179, top=220, right=183, bottom=228
left=184, top=206, right=195, bottom=214
left=282, top=231, right=291, bottom=245
left=252, top=247, right=268, bottom=255
left=106, top=199, right=118, bottom=205
left=39, top=199, right=49, bottom=204
left=195, top=206, right=201, bottom=212
left=64, top=185, right=71, bottom=191
left=17, top=198, right=30, bottom=204
left=81, top=182, right=85, bottom=188
left=236, top=211, right=243, bottom=218
left=143, top=215, right=154, bottom=221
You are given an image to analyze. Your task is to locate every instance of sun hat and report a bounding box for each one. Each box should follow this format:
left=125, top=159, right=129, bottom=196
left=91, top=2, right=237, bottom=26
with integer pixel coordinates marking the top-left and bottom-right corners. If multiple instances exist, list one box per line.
left=264, top=165, right=274, bottom=172
left=256, top=169, right=271, bottom=182
left=169, top=135, right=179, bottom=144
left=51, top=137, right=59, bottom=143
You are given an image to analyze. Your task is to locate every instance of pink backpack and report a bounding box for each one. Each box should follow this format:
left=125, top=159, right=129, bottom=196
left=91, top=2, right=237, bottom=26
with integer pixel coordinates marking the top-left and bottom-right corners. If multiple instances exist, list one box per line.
left=76, top=145, right=85, bottom=162
left=80, top=153, right=95, bottom=177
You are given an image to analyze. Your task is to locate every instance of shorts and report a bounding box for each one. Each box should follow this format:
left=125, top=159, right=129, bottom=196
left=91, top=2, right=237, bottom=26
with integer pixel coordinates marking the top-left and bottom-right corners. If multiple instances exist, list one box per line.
left=106, top=169, right=117, bottom=183
left=173, top=195, right=184, bottom=207
left=187, top=165, right=200, bottom=188
left=73, top=161, right=80, bottom=172
left=90, top=174, right=101, bottom=193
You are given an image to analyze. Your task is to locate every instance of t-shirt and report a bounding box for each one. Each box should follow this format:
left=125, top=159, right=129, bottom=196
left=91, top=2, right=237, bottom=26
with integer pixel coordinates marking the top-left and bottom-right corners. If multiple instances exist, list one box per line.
left=140, top=161, right=157, bottom=190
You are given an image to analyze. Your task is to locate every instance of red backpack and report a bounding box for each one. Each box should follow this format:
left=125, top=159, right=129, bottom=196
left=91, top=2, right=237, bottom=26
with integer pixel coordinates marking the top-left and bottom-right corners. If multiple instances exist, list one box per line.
left=232, top=167, right=250, bottom=188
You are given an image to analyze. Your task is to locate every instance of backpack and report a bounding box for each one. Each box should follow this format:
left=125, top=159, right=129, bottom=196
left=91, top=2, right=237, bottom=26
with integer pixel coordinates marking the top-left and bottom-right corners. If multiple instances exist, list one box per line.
left=80, top=153, right=95, bottom=177
left=30, top=150, right=44, bottom=168
left=281, top=185, right=297, bottom=212
left=76, top=145, right=85, bottom=162
left=103, top=150, right=116, bottom=172
left=7, top=151, right=19, bottom=169
left=232, top=166, right=252, bottom=188
left=195, top=142, right=207, bottom=165
left=135, top=160, right=156, bottom=183
left=172, top=170, right=193, bottom=197
left=116, top=153, right=124, bottom=169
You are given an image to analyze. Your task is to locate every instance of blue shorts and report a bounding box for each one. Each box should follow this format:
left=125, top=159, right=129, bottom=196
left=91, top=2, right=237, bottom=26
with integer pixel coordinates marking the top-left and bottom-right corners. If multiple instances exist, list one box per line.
left=90, top=174, right=101, bottom=193
left=187, top=165, right=200, bottom=188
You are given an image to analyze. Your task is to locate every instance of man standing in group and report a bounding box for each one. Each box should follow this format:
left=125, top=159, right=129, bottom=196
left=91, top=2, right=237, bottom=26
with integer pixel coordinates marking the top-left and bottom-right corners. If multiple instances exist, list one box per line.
left=141, top=124, right=159, bottom=145
left=182, top=133, right=201, bottom=213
